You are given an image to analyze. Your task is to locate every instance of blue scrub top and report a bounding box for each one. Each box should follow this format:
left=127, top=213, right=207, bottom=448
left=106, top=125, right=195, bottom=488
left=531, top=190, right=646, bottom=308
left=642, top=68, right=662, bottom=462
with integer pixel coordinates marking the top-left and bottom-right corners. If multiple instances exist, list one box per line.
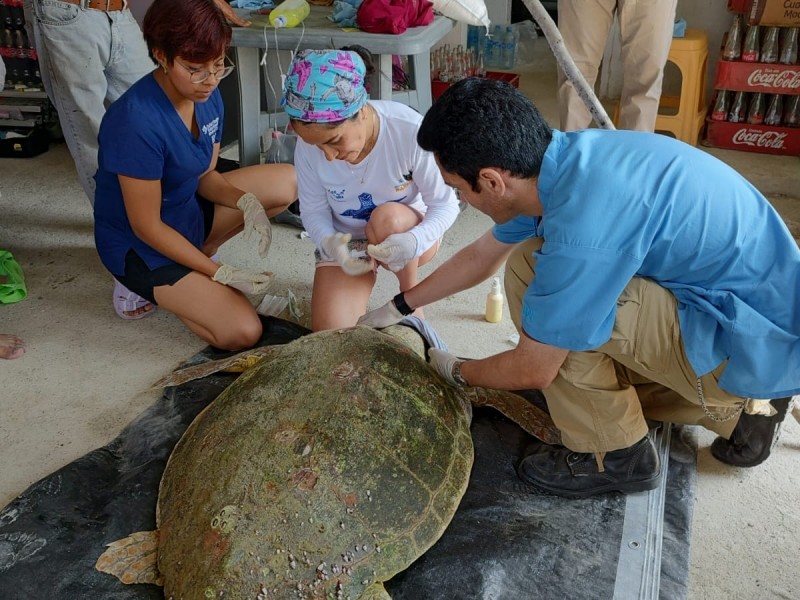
left=494, top=129, right=800, bottom=399
left=94, top=73, right=224, bottom=274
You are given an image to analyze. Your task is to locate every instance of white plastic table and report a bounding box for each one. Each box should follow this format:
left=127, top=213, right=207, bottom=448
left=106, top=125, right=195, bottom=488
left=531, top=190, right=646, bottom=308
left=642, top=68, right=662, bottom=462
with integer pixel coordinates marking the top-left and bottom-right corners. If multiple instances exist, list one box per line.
left=230, top=8, right=453, bottom=165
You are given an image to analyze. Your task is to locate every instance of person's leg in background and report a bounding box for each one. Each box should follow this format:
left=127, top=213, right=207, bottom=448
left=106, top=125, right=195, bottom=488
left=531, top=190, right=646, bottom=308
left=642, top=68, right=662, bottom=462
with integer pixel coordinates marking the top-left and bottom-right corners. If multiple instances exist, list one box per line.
left=616, top=0, right=677, bottom=131
left=22, top=2, right=152, bottom=205
left=103, top=10, right=155, bottom=109
left=556, top=0, right=616, bottom=131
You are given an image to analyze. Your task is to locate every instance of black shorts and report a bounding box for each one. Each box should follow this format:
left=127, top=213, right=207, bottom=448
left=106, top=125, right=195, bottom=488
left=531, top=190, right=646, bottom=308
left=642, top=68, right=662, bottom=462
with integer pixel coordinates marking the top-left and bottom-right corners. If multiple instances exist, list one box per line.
left=114, top=197, right=215, bottom=305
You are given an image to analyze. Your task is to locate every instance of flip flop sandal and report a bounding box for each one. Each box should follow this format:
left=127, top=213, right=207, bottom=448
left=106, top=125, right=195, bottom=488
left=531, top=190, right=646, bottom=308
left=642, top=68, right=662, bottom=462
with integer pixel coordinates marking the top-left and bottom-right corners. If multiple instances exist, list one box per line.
left=113, top=280, right=156, bottom=320
left=0, top=250, right=27, bottom=304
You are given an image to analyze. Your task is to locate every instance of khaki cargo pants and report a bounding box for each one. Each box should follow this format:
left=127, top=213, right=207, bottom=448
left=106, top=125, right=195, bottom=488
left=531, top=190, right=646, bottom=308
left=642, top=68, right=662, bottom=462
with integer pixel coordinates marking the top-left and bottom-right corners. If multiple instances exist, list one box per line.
left=505, top=238, right=745, bottom=454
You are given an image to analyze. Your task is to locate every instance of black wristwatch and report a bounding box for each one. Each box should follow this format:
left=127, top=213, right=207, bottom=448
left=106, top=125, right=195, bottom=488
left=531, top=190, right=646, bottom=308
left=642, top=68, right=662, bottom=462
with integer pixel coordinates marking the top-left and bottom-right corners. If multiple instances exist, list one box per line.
left=392, top=292, right=415, bottom=316
left=451, top=360, right=469, bottom=387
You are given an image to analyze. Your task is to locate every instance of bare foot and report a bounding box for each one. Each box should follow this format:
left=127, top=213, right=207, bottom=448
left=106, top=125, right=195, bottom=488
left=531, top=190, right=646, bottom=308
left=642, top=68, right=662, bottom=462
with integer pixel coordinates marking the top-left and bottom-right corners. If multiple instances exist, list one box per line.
left=0, top=334, right=25, bottom=359
left=124, top=304, right=155, bottom=318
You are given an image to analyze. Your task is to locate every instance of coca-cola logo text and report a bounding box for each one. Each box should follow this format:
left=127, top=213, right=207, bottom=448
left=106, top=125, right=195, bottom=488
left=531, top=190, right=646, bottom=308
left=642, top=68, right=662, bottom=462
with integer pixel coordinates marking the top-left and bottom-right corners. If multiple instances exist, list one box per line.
left=746, top=69, right=800, bottom=90
left=731, top=128, right=788, bottom=150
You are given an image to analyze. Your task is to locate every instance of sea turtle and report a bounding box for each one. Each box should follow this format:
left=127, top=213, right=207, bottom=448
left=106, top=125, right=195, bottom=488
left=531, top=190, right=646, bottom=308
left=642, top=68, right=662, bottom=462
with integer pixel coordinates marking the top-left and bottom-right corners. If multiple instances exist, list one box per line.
left=96, top=325, right=559, bottom=599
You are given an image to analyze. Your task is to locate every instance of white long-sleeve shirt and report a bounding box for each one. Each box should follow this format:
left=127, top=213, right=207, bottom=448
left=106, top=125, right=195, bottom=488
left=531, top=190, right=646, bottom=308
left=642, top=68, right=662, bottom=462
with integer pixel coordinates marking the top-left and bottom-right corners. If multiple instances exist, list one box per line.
left=295, top=100, right=460, bottom=257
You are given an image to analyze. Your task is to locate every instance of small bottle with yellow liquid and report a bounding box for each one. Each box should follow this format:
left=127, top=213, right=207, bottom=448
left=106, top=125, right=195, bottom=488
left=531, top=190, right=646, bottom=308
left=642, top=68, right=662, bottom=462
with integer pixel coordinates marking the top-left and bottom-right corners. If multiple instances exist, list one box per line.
left=484, top=276, right=504, bottom=323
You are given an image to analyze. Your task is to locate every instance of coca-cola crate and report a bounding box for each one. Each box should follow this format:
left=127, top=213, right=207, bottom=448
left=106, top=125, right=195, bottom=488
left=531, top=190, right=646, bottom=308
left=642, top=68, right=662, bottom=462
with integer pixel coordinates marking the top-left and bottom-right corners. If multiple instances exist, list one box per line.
left=714, top=60, right=800, bottom=94
left=432, top=71, right=520, bottom=102
left=704, top=118, right=800, bottom=155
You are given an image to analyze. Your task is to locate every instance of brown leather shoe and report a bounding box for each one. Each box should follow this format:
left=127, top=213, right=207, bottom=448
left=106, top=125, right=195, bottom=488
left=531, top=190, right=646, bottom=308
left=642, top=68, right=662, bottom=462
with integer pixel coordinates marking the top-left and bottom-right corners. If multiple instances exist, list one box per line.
left=710, top=397, right=792, bottom=467
left=517, top=435, right=661, bottom=498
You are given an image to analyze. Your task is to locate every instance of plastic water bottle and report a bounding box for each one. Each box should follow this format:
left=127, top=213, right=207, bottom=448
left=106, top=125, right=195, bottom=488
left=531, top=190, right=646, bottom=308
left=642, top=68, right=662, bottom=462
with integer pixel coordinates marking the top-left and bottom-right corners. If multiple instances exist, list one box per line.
left=269, top=0, right=310, bottom=28
left=486, top=25, right=504, bottom=69
left=502, top=26, right=517, bottom=70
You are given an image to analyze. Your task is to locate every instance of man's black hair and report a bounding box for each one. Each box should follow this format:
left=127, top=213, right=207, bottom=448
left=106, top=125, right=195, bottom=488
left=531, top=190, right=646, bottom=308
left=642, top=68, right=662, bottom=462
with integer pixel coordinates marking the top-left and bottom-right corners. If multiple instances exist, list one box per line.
left=417, top=78, right=553, bottom=191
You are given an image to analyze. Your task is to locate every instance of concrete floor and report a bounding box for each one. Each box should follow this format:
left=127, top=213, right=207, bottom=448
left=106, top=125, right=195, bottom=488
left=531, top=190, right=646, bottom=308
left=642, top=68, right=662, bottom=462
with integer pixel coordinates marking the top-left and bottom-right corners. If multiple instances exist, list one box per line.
left=1, top=37, right=799, bottom=599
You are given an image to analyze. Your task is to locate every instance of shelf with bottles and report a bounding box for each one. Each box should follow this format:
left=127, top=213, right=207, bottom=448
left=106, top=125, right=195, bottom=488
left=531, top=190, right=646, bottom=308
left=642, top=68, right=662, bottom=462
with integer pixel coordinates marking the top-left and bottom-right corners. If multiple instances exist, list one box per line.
left=1, top=0, right=44, bottom=91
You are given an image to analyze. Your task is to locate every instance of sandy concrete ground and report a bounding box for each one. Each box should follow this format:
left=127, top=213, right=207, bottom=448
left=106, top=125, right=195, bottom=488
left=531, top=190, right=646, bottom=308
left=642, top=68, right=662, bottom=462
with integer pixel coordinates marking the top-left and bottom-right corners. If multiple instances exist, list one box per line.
left=1, top=42, right=799, bottom=598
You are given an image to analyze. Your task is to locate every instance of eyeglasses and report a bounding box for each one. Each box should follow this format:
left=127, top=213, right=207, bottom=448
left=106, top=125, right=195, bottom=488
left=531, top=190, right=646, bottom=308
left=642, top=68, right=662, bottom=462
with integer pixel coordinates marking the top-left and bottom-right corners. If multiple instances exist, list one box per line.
left=175, top=57, right=235, bottom=84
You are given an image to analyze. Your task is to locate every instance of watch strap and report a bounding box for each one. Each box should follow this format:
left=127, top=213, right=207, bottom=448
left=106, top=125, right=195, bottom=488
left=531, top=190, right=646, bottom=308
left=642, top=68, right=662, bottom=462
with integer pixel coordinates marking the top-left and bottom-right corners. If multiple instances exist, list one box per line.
left=392, top=292, right=415, bottom=316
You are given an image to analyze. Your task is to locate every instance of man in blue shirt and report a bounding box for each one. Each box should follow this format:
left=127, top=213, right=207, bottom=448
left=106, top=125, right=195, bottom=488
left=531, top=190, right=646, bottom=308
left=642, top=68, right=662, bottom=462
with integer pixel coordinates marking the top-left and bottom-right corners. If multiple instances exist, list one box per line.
left=358, top=78, right=798, bottom=498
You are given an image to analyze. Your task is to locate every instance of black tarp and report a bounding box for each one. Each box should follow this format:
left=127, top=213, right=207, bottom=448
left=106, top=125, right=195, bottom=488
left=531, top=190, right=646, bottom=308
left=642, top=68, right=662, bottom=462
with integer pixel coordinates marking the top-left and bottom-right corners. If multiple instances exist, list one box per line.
left=0, top=317, right=695, bottom=599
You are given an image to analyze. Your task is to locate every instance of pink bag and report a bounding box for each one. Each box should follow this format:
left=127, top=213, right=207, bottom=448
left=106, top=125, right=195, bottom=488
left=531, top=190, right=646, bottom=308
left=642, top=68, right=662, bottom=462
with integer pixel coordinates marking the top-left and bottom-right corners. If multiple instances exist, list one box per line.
left=357, top=0, right=434, bottom=34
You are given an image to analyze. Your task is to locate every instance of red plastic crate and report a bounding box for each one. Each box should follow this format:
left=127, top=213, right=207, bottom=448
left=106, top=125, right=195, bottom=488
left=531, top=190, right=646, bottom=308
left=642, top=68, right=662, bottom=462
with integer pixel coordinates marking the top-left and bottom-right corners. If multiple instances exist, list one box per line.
left=714, top=60, right=800, bottom=95
left=432, top=71, right=520, bottom=102
left=704, top=118, right=800, bottom=155
left=728, top=0, right=749, bottom=13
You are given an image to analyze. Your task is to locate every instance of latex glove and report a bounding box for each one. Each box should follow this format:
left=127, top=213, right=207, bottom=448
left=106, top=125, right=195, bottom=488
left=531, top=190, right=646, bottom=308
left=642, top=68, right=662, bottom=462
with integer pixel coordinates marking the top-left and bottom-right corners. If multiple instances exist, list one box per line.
left=320, top=232, right=373, bottom=276
left=237, top=192, right=272, bottom=259
left=356, top=299, right=405, bottom=328
left=212, top=263, right=273, bottom=295
left=367, top=232, right=418, bottom=272
left=428, top=348, right=465, bottom=387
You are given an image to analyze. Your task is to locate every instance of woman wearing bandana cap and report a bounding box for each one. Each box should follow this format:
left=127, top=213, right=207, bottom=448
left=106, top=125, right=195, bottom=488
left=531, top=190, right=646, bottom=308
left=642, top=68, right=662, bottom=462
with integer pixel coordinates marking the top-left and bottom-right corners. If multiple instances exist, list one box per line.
left=284, top=47, right=460, bottom=331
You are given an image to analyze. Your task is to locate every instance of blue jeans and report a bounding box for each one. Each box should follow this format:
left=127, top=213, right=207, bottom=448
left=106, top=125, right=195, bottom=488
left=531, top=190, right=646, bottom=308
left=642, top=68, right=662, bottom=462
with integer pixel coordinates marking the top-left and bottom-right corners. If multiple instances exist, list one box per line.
left=23, top=0, right=154, bottom=205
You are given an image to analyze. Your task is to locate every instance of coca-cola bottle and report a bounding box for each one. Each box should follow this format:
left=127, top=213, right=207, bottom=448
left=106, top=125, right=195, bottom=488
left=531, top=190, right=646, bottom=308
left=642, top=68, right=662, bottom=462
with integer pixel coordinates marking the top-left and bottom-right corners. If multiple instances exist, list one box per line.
left=742, top=25, right=760, bottom=62
left=783, top=95, right=800, bottom=127
left=764, top=94, right=783, bottom=126
left=722, top=14, right=743, bottom=61
left=779, top=27, right=799, bottom=65
left=747, top=92, right=765, bottom=124
left=711, top=90, right=731, bottom=121
left=760, top=26, right=780, bottom=63
left=728, top=91, right=749, bottom=123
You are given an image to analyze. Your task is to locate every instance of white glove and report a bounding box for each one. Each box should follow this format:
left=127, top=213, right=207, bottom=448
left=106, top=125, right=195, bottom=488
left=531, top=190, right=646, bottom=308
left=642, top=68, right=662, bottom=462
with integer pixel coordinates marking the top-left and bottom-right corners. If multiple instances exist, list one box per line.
left=367, top=232, right=418, bottom=272
left=320, top=232, right=373, bottom=276
left=428, top=348, right=465, bottom=387
left=212, top=263, right=273, bottom=295
left=237, top=192, right=272, bottom=258
left=357, top=299, right=405, bottom=328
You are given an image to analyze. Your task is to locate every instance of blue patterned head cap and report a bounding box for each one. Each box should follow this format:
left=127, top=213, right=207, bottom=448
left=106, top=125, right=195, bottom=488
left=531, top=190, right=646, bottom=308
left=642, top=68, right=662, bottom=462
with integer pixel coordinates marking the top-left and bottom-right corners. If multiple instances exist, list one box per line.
left=283, top=49, right=368, bottom=122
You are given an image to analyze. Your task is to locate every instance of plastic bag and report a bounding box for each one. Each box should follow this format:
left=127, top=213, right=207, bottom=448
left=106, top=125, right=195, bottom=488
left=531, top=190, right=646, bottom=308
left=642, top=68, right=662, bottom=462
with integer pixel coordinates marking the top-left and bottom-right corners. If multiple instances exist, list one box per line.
left=0, top=249, right=27, bottom=304
left=265, top=129, right=298, bottom=165
left=431, top=0, right=490, bottom=28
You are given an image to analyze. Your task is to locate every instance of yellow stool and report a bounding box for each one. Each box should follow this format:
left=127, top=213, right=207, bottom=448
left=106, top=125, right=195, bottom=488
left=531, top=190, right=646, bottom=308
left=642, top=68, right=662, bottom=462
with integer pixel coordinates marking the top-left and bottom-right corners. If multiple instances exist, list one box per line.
left=654, top=29, right=709, bottom=146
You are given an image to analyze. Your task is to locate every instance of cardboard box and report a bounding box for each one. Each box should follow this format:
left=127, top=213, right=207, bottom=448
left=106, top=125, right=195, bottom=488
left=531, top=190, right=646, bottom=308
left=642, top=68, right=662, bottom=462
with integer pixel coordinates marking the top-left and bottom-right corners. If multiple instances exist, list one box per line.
left=714, top=59, right=800, bottom=94
left=704, top=118, right=800, bottom=155
left=748, top=0, right=800, bottom=27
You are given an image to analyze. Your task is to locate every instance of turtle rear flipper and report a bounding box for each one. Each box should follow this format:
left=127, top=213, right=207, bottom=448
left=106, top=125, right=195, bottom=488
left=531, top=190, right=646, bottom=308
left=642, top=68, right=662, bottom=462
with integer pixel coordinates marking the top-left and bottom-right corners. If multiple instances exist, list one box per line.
left=95, top=530, right=163, bottom=586
left=467, top=388, right=562, bottom=445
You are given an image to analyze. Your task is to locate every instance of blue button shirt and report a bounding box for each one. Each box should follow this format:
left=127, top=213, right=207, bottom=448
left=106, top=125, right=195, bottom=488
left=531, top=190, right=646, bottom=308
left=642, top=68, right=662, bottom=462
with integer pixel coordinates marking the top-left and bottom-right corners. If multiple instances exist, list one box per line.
left=494, top=129, right=800, bottom=398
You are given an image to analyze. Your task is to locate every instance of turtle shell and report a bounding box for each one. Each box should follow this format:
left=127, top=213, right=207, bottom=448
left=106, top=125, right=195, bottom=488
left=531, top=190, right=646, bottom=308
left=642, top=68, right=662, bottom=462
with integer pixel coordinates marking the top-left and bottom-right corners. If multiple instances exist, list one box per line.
left=157, top=326, right=474, bottom=599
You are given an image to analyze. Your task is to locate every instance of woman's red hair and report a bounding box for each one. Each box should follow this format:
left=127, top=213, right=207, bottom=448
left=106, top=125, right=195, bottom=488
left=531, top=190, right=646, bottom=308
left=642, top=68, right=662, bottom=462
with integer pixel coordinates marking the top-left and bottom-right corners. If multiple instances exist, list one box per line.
left=143, top=0, right=232, bottom=64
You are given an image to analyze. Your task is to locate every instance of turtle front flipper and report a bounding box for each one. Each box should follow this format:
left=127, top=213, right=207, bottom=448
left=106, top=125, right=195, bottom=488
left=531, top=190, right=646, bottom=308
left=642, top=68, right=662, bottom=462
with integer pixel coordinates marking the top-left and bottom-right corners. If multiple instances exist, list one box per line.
left=359, top=581, right=392, bottom=600
left=467, top=387, right=562, bottom=445
left=150, top=346, right=276, bottom=388
left=95, top=530, right=163, bottom=586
